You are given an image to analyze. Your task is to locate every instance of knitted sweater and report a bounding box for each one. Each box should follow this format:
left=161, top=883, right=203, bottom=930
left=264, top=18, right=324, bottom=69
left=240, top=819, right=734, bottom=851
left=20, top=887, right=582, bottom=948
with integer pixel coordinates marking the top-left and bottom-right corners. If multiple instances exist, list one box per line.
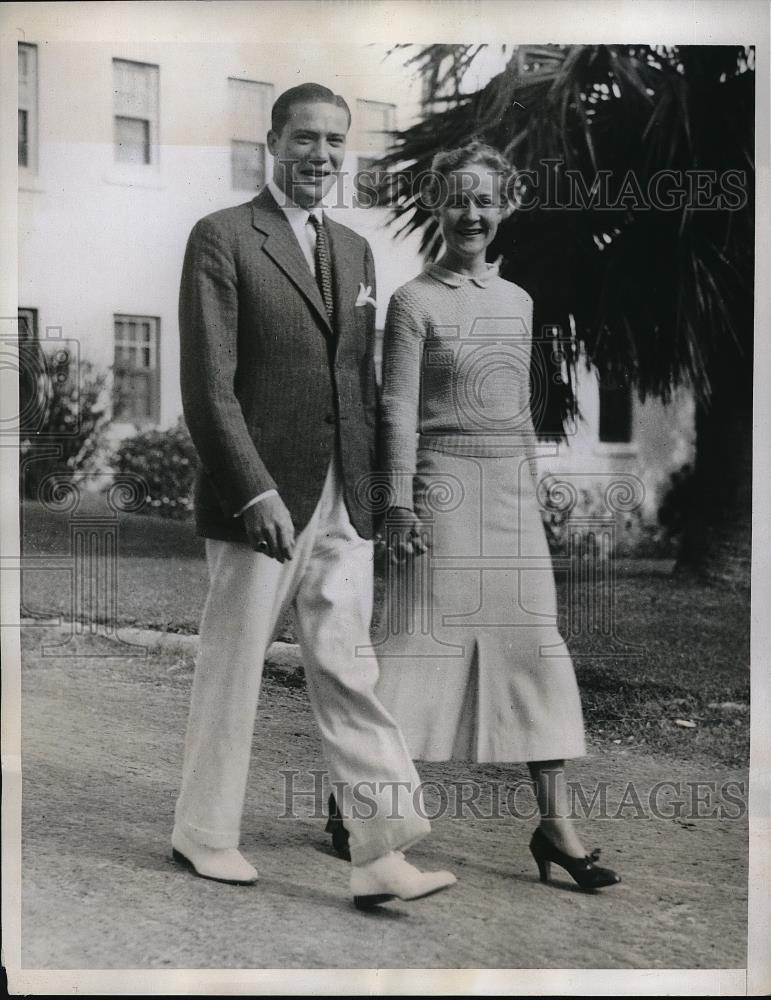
left=380, top=262, right=536, bottom=510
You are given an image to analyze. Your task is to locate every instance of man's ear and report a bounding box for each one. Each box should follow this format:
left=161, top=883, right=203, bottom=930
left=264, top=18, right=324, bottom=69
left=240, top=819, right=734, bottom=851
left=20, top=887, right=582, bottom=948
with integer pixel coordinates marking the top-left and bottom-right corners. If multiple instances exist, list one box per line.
left=266, top=130, right=278, bottom=156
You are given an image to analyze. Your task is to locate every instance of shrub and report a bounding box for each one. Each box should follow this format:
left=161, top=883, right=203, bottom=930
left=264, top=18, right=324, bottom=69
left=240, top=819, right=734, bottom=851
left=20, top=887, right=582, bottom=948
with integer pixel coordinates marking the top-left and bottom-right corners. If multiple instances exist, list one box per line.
left=657, top=462, right=696, bottom=545
left=112, top=418, right=198, bottom=519
left=540, top=480, right=675, bottom=559
left=19, top=351, right=111, bottom=500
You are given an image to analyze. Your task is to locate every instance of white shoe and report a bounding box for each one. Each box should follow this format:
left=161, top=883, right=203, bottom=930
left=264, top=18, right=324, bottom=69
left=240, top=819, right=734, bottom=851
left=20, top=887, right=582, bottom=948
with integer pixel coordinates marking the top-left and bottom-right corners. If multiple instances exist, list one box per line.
left=171, top=829, right=258, bottom=885
left=350, top=850, right=457, bottom=909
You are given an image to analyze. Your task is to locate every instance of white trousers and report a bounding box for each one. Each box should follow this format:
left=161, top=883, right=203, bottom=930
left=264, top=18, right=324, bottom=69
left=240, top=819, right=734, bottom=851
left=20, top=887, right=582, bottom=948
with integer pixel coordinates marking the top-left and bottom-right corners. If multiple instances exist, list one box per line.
left=173, top=453, right=431, bottom=865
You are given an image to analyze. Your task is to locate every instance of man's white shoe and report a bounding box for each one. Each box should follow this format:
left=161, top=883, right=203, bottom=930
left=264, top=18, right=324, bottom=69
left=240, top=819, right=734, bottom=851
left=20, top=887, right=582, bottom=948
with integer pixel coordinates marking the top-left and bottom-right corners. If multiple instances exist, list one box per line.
left=350, top=850, right=457, bottom=909
left=171, top=829, right=258, bottom=885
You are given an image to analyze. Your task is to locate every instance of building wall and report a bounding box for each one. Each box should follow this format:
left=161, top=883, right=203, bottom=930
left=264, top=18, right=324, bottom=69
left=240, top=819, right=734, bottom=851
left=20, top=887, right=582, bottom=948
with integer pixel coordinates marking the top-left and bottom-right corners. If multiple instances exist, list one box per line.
left=18, top=40, right=424, bottom=434
left=18, top=39, right=694, bottom=523
left=534, top=367, right=695, bottom=521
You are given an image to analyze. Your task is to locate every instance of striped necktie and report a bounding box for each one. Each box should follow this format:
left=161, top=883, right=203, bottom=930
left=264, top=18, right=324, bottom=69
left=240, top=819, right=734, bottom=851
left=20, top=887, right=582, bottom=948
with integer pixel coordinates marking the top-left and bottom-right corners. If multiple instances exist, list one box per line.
left=308, top=213, right=335, bottom=324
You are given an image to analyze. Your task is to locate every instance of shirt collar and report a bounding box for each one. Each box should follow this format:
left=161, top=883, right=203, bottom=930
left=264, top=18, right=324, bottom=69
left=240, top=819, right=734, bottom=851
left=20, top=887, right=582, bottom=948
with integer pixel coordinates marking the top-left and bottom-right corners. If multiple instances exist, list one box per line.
left=267, top=179, right=325, bottom=223
left=425, top=260, right=500, bottom=288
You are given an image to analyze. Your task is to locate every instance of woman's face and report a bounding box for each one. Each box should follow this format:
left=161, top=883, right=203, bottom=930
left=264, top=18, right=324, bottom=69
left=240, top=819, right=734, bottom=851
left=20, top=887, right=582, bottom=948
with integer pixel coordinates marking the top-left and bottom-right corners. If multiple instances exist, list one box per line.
left=434, top=163, right=507, bottom=260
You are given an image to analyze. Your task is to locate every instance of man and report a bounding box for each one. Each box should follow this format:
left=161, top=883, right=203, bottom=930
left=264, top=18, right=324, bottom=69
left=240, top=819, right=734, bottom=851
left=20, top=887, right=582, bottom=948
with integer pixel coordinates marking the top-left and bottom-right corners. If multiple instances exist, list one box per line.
left=173, top=83, right=456, bottom=908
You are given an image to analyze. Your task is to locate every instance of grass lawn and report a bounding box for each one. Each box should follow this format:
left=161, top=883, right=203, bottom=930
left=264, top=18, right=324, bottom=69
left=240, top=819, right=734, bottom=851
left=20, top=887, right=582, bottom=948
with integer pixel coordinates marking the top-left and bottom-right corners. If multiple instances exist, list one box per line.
left=21, top=497, right=214, bottom=635
left=21, top=500, right=750, bottom=767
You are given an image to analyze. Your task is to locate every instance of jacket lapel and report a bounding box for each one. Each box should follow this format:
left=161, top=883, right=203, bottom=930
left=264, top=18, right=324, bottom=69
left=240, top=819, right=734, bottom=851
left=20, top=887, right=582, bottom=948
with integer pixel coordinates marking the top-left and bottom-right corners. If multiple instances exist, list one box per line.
left=250, top=188, right=333, bottom=338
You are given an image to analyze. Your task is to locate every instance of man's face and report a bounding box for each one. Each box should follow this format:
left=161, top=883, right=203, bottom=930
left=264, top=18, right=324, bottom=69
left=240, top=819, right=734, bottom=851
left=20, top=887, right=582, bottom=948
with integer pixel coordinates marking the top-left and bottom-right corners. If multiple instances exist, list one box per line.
left=267, top=100, right=349, bottom=208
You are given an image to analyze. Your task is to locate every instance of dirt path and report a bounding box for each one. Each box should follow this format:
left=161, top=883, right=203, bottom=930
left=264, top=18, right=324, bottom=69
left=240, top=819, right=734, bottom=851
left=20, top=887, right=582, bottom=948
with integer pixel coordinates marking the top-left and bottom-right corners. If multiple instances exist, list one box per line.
left=18, top=632, right=747, bottom=970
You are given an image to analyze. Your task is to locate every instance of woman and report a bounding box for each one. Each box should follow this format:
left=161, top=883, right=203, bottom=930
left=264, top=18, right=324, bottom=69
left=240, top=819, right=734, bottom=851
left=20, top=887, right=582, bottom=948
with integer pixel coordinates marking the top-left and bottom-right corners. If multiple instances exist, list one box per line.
left=374, top=143, right=620, bottom=891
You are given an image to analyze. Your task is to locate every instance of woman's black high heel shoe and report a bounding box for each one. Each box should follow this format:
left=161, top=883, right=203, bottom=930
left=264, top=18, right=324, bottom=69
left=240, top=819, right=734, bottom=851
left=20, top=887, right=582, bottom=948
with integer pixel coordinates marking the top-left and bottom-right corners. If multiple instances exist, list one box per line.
left=529, top=827, right=621, bottom=890
left=325, top=793, right=351, bottom=861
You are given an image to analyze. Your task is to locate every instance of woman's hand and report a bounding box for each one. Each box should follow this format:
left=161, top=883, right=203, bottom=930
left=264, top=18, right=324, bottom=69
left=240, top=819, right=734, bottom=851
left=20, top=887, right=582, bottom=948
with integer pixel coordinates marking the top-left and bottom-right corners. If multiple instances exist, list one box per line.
left=384, top=506, right=431, bottom=564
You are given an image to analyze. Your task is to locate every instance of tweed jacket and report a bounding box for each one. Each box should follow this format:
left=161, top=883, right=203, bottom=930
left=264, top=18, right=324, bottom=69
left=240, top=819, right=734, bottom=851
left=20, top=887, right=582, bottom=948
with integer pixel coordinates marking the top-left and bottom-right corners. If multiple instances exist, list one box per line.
left=179, top=186, right=379, bottom=542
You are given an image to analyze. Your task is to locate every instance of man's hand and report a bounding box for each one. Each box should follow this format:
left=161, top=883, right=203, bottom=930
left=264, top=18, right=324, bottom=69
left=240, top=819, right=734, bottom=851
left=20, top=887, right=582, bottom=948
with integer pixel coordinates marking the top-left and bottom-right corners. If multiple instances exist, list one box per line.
left=242, top=494, right=296, bottom=562
left=384, top=507, right=430, bottom=564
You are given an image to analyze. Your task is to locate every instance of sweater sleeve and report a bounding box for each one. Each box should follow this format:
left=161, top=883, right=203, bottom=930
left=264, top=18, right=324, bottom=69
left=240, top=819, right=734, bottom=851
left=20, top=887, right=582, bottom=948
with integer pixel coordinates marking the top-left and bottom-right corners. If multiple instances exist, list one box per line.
left=380, top=287, right=426, bottom=511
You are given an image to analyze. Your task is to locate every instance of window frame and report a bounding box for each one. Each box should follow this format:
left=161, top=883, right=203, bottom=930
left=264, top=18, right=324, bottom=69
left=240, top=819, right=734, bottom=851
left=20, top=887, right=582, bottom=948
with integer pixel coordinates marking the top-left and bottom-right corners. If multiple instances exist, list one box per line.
left=18, top=42, right=38, bottom=176
left=227, top=77, right=273, bottom=192
left=112, top=313, right=161, bottom=425
left=18, top=307, right=38, bottom=341
left=354, top=98, right=395, bottom=160
left=230, top=139, right=267, bottom=192
left=595, top=370, right=637, bottom=455
left=112, top=57, right=160, bottom=170
left=353, top=99, right=396, bottom=206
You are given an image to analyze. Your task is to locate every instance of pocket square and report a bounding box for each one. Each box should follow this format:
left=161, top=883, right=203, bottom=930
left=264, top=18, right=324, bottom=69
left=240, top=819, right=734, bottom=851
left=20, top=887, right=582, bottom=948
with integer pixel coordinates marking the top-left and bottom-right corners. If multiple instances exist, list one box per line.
left=355, top=283, right=377, bottom=308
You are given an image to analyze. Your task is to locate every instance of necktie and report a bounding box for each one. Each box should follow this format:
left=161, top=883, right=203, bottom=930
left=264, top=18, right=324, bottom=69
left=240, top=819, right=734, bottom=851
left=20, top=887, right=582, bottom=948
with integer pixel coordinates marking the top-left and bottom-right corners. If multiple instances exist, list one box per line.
left=308, top=213, right=335, bottom=324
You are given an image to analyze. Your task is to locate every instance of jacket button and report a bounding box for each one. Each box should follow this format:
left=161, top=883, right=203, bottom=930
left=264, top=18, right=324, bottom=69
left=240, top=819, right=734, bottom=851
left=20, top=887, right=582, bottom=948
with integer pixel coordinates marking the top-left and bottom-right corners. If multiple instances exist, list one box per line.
left=324, top=413, right=337, bottom=424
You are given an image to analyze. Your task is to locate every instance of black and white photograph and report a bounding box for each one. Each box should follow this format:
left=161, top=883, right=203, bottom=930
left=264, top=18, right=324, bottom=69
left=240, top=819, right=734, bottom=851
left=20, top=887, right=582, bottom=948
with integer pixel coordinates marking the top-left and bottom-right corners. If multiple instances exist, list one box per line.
left=1, top=0, right=769, bottom=994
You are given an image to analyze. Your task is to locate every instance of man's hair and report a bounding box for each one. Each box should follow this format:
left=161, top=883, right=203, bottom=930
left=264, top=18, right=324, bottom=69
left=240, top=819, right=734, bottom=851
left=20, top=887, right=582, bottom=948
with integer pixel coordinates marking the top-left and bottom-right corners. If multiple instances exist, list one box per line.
left=271, top=83, right=352, bottom=135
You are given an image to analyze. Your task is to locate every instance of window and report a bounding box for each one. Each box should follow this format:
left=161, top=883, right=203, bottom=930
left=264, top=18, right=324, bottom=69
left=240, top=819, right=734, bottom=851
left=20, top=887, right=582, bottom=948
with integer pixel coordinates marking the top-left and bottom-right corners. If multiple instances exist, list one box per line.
left=231, top=140, right=265, bottom=191
left=18, top=307, right=38, bottom=342
left=113, top=59, right=159, bottom=165
left=354, top=99, right=395, bottom=203
left=115, top=115, right=150, bottom=164
left=18, top=309, right=39, bottom=434
left=18, top=43, right=38, bottom=171
left=598, top=374, right=633, bottom=444
left=113, top=315, right=160, bottom=423
left=228, top=78, right=273, bottom=190
left=354, top=99, right=394, bottom=162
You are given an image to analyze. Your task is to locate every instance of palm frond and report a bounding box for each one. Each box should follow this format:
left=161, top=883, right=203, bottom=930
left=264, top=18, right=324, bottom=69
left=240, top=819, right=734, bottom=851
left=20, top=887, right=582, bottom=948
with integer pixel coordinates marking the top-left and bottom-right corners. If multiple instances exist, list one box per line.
left=372, top=43, right=754, bottom=431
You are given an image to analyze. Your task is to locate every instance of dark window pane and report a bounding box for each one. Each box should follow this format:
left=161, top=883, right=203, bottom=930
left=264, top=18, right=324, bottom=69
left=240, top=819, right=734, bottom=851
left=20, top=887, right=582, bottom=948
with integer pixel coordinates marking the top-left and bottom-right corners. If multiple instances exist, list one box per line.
left=231, top=140, right=265, bottom=190
left=18, top=308, right=37, bottom=341
left=598, top=378, right=633, bottom=443
left=114, top=370, right=152, bottom=421
left=115, top=115, right=150, bottom=164
left=18, top=109, right=28, bottom=167
left=113, top=371, right=127, bottom=418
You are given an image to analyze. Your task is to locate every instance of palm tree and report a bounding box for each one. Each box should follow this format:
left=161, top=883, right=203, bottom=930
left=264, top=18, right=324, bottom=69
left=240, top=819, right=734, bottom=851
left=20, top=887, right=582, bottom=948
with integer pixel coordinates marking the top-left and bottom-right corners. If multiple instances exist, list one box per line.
left=375, top=44, right=754, bottom=587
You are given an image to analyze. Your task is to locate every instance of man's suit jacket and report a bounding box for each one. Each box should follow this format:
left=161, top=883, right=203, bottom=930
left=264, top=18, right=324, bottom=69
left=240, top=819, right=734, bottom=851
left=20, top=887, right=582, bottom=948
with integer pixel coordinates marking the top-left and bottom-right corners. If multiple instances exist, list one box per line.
left=179, top=186, right=379, bottom=543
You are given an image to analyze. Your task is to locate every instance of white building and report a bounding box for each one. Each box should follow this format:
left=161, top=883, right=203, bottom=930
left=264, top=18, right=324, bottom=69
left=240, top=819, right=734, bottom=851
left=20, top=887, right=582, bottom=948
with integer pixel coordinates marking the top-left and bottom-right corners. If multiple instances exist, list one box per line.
left=17, top=38, right=694, bottom=525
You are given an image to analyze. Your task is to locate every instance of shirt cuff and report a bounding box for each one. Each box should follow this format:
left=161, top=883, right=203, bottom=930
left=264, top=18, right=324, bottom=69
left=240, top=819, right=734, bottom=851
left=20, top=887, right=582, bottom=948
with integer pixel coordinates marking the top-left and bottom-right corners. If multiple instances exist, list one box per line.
left=387, top=473, right=414, bottom=511
left=233, top=489, right=278, bottom=518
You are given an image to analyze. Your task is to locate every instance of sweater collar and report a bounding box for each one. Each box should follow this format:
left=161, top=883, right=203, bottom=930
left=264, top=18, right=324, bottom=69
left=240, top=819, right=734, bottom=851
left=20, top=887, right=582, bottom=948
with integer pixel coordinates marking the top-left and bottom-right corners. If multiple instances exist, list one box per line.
left=426, top=260, right=500, bottom=288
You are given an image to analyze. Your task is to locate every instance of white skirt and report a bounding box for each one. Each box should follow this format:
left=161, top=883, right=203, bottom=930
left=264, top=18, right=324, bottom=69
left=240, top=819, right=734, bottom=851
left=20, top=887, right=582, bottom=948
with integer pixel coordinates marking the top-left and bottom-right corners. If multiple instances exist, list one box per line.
left=374, top=447, right=587, bottom=763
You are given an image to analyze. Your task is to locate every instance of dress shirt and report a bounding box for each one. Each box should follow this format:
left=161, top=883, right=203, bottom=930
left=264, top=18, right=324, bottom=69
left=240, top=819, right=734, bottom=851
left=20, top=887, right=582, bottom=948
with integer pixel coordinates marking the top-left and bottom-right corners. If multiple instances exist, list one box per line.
left=267, top=179, right=324, bottom=274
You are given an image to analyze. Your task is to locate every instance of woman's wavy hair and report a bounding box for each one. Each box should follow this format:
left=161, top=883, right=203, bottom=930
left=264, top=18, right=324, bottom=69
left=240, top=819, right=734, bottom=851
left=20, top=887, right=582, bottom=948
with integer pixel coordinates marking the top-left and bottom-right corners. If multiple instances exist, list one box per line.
left=420, top=141, right=520, bottom=215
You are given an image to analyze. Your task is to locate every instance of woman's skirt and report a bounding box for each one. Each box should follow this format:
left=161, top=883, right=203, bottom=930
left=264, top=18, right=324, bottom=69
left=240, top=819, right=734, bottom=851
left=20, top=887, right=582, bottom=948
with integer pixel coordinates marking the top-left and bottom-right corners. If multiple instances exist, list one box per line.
left=374, top=446, right=586, bottom=763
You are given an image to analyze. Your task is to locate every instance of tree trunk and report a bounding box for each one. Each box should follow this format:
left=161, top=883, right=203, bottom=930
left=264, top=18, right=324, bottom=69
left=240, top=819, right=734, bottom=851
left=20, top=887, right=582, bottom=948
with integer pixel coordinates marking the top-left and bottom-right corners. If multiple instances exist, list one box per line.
left=675, top=343, right=752, bottom=589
